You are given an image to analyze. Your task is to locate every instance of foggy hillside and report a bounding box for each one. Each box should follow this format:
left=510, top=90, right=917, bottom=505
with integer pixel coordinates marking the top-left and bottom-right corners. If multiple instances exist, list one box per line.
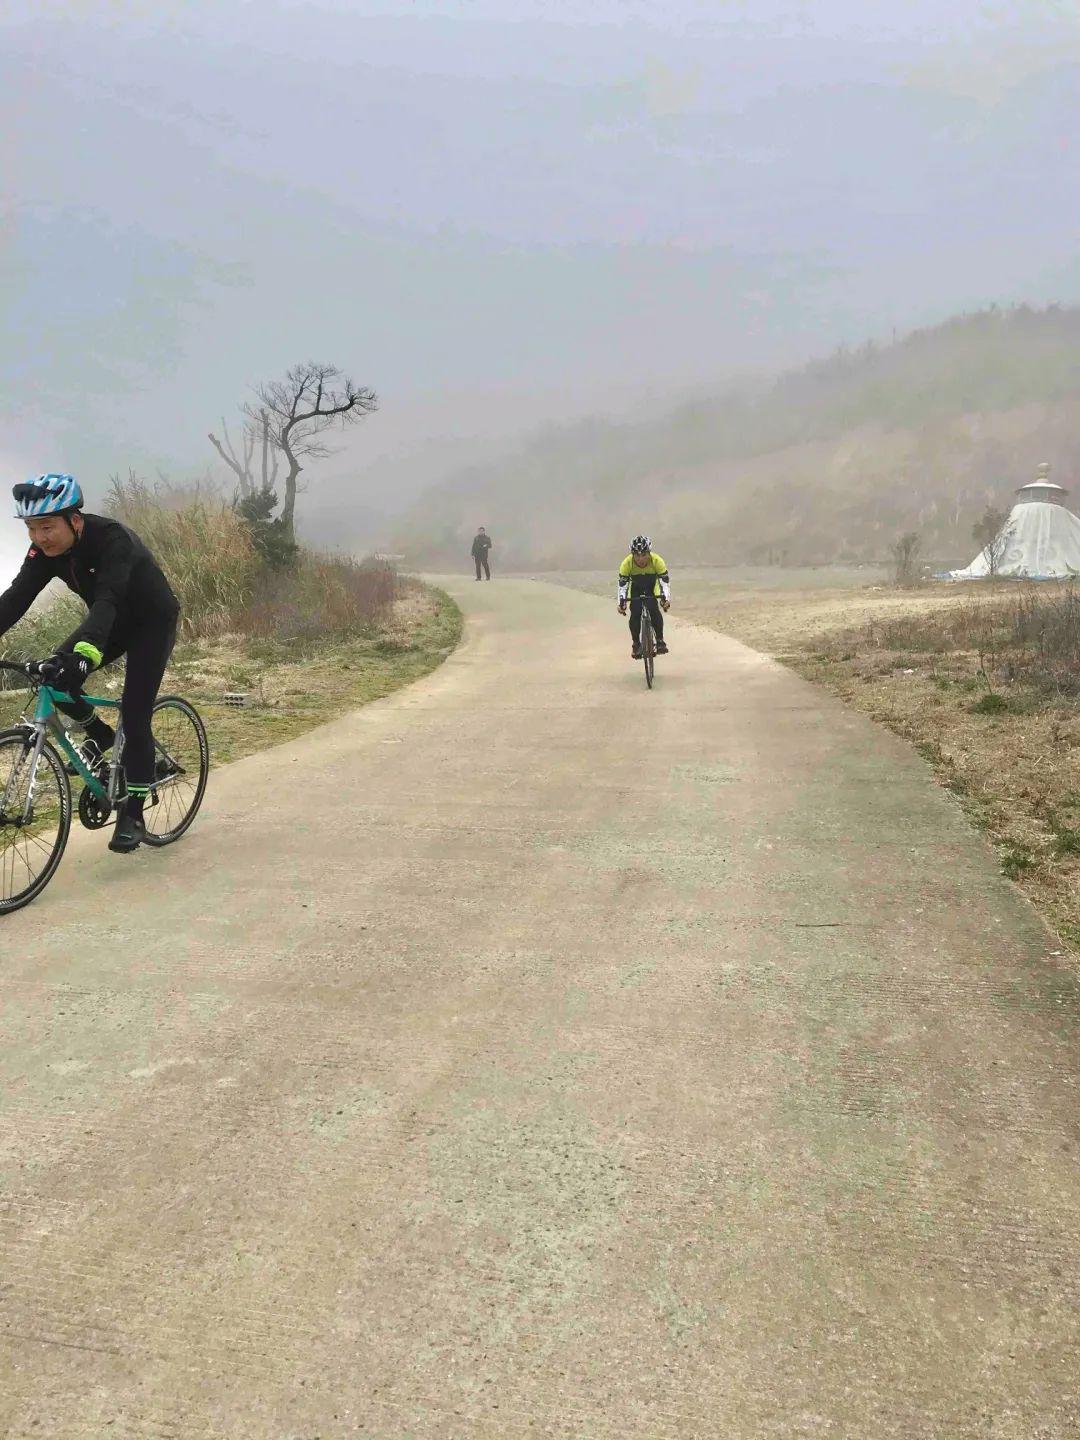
left=6, top=7, right=1080, bottom=503
left=394, top=306, right=1080, bottom=570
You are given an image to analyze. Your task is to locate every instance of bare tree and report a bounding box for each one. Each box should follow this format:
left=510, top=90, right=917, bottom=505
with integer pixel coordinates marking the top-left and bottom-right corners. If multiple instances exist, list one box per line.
left=244, top=362, right=378, bottom=545
left=257, top=409, right=280, bottom=496
left=972, top=505, right=1010, bottom=580
left=892, top=531, right=922, bottom=588
left=208, top=418, right=256, bottom=499
left=209, top=409, right=282, bottom=504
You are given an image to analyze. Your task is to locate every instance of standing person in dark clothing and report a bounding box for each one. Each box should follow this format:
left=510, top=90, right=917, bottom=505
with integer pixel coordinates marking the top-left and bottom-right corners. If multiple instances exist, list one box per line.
left=0, top=473, right=181, bottom=853
left=471, top=526, right=493, bottom=580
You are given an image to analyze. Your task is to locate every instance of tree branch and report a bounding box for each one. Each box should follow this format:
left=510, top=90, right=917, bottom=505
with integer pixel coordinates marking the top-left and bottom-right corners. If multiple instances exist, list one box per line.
left=242, top=361, right=378, bottom=543
left=208, top=430, right=254, bottom=498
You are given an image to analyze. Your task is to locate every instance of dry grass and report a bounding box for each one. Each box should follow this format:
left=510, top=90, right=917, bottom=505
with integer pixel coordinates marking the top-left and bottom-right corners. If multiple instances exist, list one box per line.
left=167, top=581, right=460, bottom=765
left=105, top=471, right=259, bottom=638
left=106, top=472, right=400, bottom=648
left=674, top=571, right=1080, bottom=956
left=0, top=581, right=462, bottom=766
left=0, top=473, right=414, bottom=708
left=0, top=475, right=461, bottom=852
left=865, top=586, right=1080, bottom=695
left=0, top=469, right=460, bottom=758
left=679, top=582, right=963, bottom=657
left=240, top=554, right=397, bottom=645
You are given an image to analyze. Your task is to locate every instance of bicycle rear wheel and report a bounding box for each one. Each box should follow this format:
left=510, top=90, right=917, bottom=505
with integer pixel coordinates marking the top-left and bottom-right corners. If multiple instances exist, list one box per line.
left=0, top=730, right=72, bottom=914
left=640, top=608, right=654, bottom=689
left=141, top=697, right=209, bottom=846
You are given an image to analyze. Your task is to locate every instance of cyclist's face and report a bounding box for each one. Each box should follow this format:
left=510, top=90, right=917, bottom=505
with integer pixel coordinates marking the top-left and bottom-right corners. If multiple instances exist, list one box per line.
left=24, top=515, right=79, bottom=557
left=633, top=551, right=652, bottom=567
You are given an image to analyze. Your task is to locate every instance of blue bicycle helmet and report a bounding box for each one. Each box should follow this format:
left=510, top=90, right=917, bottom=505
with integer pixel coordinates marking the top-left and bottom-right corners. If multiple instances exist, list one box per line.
left=13, top=474, right=84, bottom=519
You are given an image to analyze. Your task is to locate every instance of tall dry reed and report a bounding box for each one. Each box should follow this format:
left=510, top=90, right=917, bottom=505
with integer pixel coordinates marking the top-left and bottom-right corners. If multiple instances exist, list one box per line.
left=3, top=474, right=396, bottom=665
left=105, top=471, right=259, bottom=637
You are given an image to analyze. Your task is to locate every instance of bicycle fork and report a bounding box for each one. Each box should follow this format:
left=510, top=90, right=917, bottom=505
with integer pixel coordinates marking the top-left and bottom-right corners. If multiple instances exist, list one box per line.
left=0, top=725, right=48, bottom=827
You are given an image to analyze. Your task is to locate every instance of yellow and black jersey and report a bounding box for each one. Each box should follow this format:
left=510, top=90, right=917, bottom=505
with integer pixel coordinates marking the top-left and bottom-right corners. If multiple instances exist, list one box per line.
left=617, top=552, right=670, bottom=601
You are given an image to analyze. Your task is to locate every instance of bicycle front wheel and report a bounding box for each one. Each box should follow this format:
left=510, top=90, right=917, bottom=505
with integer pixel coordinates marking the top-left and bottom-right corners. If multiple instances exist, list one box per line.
left=0, top=730, right=72, bottom=914
left=640, top=609, right=654, bottom=689
left=142, top=697, right=210, bottom=846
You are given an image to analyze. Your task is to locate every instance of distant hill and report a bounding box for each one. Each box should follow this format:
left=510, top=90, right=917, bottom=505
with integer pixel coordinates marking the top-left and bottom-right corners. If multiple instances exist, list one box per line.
left=394, top=306, right=1080, bottom=570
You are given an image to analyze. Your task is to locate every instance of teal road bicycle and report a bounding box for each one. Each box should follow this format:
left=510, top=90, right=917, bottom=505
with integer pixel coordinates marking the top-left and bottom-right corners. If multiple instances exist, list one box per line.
left=0, top=660, right=209, bottom=914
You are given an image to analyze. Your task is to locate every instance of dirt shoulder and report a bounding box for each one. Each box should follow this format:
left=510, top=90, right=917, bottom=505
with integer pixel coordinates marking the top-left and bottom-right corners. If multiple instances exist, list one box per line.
left=0, top=580, right=462, bottom=767
left=672, top=572, right=1080, bottom=958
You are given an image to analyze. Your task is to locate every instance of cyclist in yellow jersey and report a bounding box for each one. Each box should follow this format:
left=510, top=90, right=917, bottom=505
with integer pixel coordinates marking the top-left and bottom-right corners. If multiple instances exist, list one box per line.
left=617, top=535, right=670, bottom=660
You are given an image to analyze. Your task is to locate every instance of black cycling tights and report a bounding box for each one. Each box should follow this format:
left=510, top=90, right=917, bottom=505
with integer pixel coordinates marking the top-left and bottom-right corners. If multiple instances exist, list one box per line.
left=56, top=621, right=177, bottom=789
left=628, top=594, right=664, bottom=642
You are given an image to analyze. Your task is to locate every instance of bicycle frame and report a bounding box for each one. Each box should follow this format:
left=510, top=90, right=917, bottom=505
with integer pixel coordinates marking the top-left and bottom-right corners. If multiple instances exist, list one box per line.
left=44, top=683, right=124, bottom=796
left=4, top=680, right=124, bottom=807
left=2, top=660, right=207, bottom=909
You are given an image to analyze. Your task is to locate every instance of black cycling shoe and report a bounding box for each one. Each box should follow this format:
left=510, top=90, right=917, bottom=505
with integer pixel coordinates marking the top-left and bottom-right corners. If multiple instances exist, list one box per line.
left=109, top=809, right=147, bottom=854
left=656, top=640, right=669, bottom=655
left=631, top=644, right=643, bottom=660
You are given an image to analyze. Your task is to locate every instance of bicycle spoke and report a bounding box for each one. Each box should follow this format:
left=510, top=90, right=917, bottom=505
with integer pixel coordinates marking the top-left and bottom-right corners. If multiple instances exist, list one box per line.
left=13, top=839, right=35, bottom=884
left=0, top=733, right=70, bottom=912
left=141, top=698, right=208, bottom=846
left=17, top=830, right=53, bottom=861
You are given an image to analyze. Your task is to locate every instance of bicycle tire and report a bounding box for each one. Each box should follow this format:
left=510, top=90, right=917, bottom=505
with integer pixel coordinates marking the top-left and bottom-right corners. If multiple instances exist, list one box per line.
left=0, top=729, right=72, bottom=915
left=141, top=696, right=210, bottom=847
left=640, top=608, right=654, bottom=689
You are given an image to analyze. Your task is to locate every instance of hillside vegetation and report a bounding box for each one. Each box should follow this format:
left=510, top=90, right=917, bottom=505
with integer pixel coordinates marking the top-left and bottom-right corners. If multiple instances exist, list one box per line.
left=396, top=305, right=1080, bottom=570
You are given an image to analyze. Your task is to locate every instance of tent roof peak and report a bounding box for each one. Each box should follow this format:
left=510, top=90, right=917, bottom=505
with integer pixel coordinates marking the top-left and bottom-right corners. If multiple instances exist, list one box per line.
left=1017, top=462, right=1067, bottom=497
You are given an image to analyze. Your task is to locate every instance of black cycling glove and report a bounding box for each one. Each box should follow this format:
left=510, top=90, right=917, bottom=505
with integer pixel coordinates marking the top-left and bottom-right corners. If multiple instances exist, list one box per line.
left=39, top=652, right=94, bottom=692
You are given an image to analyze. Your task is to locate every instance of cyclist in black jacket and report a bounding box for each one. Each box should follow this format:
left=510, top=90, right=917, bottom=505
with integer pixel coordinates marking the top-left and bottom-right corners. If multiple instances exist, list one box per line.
left=0, top=474, right=181, bottom=853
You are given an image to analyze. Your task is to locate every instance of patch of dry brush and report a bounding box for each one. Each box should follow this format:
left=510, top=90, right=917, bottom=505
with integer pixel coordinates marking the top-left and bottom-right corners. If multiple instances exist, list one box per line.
left=241, top=556, right=397, bottom=645
left=867, top=585, right=1080, bottom=696
left=797, top=581, right=1080, bottom=953
left=0, top=473, right=445, bottom=748
left=103, top=471, right=399, bottom=647
left=106, top=471, right=259, bottom=637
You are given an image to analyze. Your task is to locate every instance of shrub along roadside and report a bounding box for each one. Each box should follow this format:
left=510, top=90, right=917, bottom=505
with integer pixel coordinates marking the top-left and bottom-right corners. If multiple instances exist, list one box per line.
left=0, top=473, right=463, bottom=762
left=240, top=554, right=398, bottom=644
left=0, top=577, right=462, bottom=766
left=163, top=582, right=462, bottom=767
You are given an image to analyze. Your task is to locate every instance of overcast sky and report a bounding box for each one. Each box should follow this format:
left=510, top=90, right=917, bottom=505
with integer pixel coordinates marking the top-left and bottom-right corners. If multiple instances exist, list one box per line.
left=3, top=0, right=1080, bottom=557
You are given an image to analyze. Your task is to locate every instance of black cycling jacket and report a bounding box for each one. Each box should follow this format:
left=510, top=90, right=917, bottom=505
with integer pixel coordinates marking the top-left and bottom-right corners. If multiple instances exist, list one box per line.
left=0, top=513, right=180, bottom=655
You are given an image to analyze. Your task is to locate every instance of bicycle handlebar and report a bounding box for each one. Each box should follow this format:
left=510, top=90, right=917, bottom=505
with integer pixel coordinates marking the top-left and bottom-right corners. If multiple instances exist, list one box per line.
left=0, top=660, right=63, bottom=692
left=0, top=660, right=61, bottom=677
left=0, top=660, right=85, bottom=706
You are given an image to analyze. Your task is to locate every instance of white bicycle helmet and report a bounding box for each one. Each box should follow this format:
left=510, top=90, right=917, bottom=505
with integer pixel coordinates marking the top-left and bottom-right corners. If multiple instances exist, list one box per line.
left=13, top=474, right=84, bottom=519
left=630, top=534, right=652, bottom=554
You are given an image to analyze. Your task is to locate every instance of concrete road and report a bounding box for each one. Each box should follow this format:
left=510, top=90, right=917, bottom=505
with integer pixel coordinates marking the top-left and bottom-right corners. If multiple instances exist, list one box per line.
left=2, top=578, right=1079, bottom=1439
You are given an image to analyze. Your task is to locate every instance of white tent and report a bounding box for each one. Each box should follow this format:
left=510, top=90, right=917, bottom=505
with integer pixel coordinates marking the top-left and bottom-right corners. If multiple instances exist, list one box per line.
left=949, top=464, right=1080, bottom=580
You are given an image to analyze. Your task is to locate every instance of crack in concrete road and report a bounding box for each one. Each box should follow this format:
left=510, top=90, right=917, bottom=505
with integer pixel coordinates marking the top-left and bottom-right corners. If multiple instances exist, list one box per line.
left=1, top=578, right=1078, bottom=1438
